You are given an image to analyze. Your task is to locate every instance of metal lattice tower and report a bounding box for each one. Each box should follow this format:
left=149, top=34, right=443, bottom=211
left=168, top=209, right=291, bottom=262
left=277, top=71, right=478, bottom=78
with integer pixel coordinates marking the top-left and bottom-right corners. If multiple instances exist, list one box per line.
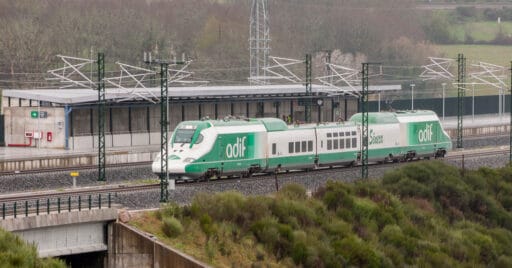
left=249, top=0, right=270, bottom=82
left=160, top=63, right=169, bottom=203
left=305, top=54, right=312, bottom=123
left=97, top=53, right=106, bottom=182
left=361, top=63, right=369, bottom=179
left=510, top=61, right=512, bottom=163
left=457, top=53, right=466, bottom=149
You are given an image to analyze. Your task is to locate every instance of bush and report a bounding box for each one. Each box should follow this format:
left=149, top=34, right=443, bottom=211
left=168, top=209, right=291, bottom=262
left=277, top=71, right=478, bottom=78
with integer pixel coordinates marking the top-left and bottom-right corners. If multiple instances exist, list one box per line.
left=199, top=214, right=217, bottom=238
left=318, top=181, right=354, bottom=211
left=277, top=183, right=308, bottom=200
left=332, top=235, right=381, bottom=267
left=162, top=216, right=184, bottom=238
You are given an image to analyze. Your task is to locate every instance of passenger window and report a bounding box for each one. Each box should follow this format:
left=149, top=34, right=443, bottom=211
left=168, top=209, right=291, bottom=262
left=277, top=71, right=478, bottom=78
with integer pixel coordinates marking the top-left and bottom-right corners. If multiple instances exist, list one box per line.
left=352, top=138, right=357, bottom=148
left=272, top=143, right=276, bottom=155
left=308, top=141, right=313, bottom=152
left=346, top=139, right=351, bottom=148
left=321, top=140, right=323, bottom=148
left=345, top=132, right=350, bottom=136
left=352, top=131, right=356, bottom=136
left=333, top=132, right=338, bottom=137
left=301, top=141, right=307, bottom=152
left=327, top=140, right=332, bottom=150
left=327, top=133, right=332, bottom=138
left=289, top=142, right=294, bottom=153
left=340, top=139, right=344, bottom=149
left=295, top=141, right=300, bottom=152
left=333, top=139, right=338, bottom=149
left=340, top=132, right=344, bottom=137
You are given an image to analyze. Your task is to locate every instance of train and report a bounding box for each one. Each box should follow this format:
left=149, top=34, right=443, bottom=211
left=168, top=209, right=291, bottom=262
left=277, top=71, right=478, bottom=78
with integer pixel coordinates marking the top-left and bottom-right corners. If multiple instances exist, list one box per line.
left=152, top=110, right=452, bottom=181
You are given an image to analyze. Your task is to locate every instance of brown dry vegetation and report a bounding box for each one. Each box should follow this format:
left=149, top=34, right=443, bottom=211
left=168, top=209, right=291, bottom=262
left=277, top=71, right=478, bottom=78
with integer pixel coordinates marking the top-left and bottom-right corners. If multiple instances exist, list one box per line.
left=0, top=0, right=436, bottom=88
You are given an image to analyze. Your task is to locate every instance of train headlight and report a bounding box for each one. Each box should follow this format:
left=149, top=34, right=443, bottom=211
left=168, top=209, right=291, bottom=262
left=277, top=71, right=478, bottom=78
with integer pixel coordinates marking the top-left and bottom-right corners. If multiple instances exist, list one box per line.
left=183, top=157, right=196, bottom=163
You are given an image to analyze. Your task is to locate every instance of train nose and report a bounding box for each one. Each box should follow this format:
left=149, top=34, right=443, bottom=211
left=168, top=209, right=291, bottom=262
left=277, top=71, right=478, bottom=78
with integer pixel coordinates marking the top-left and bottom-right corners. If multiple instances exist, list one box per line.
left=152, top=160, right=187, bottom=174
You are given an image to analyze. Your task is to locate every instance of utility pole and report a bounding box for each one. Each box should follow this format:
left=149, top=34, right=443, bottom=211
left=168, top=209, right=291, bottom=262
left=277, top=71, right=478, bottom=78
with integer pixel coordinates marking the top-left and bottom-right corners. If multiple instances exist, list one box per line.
left=509, top=61, right=512, bottom=163
left=361, top=62, right=381, bottom=179
left=97, top=53, right=106, bottom=182
left=305, top=54, right=312, bottom=123
left=457, top=53, right=466, bottom=149
left=145, top=55, right=184, bottom=203
left=159, top=62, right=169, bottom=202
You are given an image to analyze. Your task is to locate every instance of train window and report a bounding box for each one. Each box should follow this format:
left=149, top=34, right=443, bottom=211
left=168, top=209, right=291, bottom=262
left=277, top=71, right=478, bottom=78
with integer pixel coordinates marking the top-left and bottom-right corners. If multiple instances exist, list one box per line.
left=340, top=132, right=344, bottom=137
left=194, top=134, right=204, bottom=144
left=321, top=140, right=323, bottom=148
left=340, top=139, right=344, bottom=149
left=352, top=138, right=357, bottom=148
left=327, top=140, right=332, bottom=150
left=295, top=141, right=300, bottom=152
left=333, top=132, right=338, bottom=137
left=289, top=142, right=294, bottom=153
left=301, top=141, right=307, bottom=152
left=174, top=129, right=195, bottom=143
left=308, top=141, right=313, bottom=152
left=327, top=133, right=332, bottom=138
left=333, top=139, right=338, bottom=149
left=345, top=132, right=350, bottom=136
left=352, top=131, right=356, bottom=136
left=272, top=143, right=276, bottom=155
left=346, top=139, right=351, bottom=148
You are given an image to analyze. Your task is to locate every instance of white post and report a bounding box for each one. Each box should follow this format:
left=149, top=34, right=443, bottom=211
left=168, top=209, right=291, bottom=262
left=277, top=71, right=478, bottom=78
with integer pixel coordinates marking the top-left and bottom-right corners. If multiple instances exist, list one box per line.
left=410, top=83, right=415, bottom=110
left=499, top=88, right=503, bottom=121
left=472, top=82, right=475, bottom=122
left=442, top=83, right=446, bottom=120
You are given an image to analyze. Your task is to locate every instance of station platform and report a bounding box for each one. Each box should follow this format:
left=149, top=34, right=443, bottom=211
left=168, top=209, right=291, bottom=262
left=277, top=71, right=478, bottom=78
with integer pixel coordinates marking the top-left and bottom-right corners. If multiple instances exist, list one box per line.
left=0, top=113, right=508, bottom=172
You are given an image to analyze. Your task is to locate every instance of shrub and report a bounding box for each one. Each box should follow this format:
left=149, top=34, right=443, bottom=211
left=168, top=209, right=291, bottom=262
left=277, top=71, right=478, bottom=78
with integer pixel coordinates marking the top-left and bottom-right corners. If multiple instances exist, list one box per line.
left=162, top=216, right=184, bottom=238
left=199, top=214, right=217, bottom=238
left=277, top=183, right=308, bottom=200
left=270, top=199, right=317, bottom=228
left=332, top=235, right=381, bottom=267
left=496, top=255, right=512, bottom=268
left=318, top=181, right=354, bottom=211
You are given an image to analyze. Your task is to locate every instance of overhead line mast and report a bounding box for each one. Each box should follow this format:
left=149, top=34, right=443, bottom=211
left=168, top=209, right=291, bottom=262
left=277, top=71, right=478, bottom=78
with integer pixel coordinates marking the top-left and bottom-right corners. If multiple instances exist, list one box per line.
left=249, top=0, right=270, bottom=84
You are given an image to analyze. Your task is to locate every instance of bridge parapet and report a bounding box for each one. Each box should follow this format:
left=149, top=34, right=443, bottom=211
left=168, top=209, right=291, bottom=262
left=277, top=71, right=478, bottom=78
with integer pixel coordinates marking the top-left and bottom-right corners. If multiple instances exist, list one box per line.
left=0, top=208, right=117, bottom=257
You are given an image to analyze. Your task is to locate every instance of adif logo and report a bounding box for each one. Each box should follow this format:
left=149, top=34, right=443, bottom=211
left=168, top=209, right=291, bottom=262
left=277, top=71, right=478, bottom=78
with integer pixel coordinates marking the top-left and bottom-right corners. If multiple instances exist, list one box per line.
left=226, top=137, right=247, bottom=159
left=418, top=124, right=433, bottom=143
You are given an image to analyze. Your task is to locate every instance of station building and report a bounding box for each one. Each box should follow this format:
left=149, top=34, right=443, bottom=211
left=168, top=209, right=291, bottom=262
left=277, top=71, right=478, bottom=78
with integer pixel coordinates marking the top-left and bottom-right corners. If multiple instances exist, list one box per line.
left=1, top=84, right=400, bottom=150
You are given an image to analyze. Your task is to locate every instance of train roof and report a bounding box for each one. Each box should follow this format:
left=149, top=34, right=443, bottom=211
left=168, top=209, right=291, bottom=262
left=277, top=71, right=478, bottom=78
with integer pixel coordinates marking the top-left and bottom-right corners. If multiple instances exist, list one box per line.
left=349, top=110, right=439, bottom=124
left=179, top=117, right=289, bottom=132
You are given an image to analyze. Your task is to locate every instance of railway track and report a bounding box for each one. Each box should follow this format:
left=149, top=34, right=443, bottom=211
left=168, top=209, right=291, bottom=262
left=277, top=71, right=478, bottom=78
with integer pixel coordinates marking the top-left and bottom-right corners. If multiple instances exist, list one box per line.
left=0, top=146, right=507, bottom=204
left=0, top=161, right=152, bottom=176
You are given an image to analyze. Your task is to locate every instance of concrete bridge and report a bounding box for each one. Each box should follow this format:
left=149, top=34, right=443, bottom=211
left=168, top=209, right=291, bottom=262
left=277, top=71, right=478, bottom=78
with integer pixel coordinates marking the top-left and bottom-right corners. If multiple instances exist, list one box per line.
left=0, top=208, right=117, bottom=258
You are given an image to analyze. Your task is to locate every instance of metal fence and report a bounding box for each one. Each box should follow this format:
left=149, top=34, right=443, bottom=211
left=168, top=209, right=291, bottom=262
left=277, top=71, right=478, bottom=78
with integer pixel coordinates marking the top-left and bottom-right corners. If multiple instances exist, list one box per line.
left=1, top=193, right=114, bottom=219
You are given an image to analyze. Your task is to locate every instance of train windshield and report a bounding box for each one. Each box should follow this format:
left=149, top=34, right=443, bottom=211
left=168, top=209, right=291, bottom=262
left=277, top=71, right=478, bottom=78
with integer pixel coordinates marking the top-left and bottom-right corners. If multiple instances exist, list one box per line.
left=174, top=129, right=196, bottom=144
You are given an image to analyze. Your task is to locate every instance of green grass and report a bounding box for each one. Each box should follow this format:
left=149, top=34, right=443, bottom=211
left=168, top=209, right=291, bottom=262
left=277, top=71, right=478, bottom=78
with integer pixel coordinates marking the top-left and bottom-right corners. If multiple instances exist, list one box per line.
left=450, top=21, right=512, bottom=42
left=437, top=44, right=512, bottom=67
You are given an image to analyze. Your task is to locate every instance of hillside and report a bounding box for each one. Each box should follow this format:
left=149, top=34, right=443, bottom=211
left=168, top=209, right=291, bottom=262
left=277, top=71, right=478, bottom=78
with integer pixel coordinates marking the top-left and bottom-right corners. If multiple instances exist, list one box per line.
left=131, top=161, right=512, bottom=267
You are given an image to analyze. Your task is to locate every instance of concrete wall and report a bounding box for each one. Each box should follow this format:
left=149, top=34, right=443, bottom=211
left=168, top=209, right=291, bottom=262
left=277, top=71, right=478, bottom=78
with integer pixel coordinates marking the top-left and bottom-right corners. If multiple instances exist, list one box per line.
left=109, top=222, right=209, bottom=268
left=0, top=208, right=117, bottom=258
left=4, top=106, right=66, bottom=149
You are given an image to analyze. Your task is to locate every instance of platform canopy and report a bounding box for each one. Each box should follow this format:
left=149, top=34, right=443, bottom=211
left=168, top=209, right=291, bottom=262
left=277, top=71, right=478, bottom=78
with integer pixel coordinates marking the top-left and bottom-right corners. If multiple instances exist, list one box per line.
left=3, top=84, right=401, bottom=105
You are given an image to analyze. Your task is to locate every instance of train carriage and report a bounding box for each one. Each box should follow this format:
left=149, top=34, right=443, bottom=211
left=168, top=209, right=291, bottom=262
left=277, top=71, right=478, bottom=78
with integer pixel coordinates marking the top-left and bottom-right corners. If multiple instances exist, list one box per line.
left=152, top=110, right=452, bottom=181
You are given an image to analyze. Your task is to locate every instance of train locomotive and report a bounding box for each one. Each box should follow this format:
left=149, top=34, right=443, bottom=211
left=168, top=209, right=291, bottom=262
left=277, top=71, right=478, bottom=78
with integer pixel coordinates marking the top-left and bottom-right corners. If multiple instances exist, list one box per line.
left=152, top=110, right=452, bottom=181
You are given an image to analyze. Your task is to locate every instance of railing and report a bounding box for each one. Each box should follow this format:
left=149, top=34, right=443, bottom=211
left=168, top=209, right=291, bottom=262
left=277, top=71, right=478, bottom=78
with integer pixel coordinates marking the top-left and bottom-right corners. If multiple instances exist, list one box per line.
left=1, top=193, right=114, bottom=219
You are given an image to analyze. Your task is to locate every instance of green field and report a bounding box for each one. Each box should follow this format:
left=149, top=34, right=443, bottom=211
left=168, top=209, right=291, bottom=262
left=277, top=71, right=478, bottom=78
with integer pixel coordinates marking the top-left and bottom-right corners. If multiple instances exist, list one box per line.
left=451, top=21, right=512, bottom=42
left=437, top=44, right=512, bottom=67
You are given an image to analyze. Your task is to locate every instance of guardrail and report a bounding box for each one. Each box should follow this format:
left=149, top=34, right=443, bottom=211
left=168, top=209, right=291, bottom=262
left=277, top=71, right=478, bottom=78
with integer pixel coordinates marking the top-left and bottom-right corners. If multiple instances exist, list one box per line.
left=1, top=193, right=114, bottom=219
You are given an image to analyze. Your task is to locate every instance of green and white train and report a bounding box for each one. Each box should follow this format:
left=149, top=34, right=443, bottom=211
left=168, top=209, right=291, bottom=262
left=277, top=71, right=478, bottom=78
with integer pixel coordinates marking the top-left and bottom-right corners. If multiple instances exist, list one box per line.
left=152, top=110, right=452, bottom=181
